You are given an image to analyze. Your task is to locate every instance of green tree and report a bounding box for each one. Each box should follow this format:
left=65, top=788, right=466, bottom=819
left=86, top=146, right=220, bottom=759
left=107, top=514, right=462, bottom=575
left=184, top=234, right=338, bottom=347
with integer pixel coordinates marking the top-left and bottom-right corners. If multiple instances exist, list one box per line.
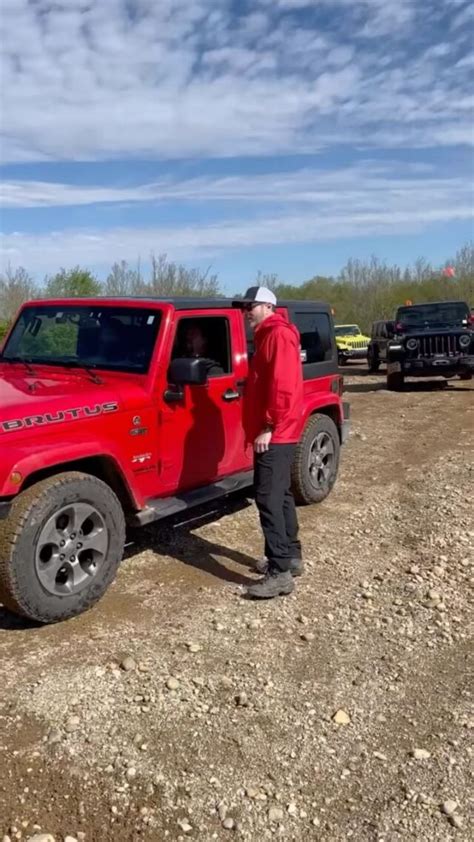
left=44, top=267, right=101, bottom=298
left=0, top=321, right=9, bottom=343
left=270, top=244, right=473, bottom=332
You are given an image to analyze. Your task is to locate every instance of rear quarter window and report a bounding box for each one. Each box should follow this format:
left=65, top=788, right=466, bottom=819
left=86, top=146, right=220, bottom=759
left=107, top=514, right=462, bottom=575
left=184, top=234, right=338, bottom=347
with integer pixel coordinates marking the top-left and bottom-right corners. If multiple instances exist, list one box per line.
left=293, top=312, right=333, bottom=364
left=245, top=307, right=337, bottom=378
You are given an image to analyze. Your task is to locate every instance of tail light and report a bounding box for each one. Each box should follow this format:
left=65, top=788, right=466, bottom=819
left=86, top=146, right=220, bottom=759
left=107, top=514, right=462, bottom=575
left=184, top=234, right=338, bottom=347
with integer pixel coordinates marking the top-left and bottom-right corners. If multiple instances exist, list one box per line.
left=331, top=375, right=344, bottom=396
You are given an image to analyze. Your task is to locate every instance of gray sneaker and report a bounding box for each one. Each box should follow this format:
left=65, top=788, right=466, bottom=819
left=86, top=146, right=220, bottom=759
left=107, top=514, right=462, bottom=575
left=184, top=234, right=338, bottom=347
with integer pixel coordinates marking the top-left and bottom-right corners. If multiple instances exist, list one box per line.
left=246, top=569, right=295, bottom=599
left=254, top=557, right=304, bottom=577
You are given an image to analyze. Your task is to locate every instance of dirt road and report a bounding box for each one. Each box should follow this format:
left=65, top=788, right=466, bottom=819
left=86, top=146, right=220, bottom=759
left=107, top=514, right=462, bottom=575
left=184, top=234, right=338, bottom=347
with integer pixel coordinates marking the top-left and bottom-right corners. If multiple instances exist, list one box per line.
left=1, top=370, right=473, bottom=842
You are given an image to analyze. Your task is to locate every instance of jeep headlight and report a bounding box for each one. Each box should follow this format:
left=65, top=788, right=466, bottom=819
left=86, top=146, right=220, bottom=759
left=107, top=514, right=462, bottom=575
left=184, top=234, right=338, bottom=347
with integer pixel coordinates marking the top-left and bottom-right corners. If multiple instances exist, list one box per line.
left=459, top=334, right=471, bottom=348
left=406, top=338, right=418, bottom=351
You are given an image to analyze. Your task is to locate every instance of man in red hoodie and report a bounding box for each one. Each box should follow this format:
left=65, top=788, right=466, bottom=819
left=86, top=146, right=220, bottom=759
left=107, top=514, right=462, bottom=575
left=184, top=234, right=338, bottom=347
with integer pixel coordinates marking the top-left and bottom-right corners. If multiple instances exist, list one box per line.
left=234, top=286, right=304, bottom=598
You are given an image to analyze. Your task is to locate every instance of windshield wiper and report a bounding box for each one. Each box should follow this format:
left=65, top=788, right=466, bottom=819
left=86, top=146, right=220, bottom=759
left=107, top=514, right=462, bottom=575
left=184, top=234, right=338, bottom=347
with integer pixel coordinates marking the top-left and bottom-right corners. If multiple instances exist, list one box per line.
left=54, top=360, right=104, bottom=384
left=0, top=355, right=36, bottom=376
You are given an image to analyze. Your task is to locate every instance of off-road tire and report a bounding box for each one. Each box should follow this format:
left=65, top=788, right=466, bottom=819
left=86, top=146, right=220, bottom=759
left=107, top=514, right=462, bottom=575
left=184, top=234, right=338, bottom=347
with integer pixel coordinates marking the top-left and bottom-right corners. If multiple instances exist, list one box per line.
left=338, top=355, right=348, bottom=367
left=291, top=414, right=340, bottom=505
left=459, top=371, right=473, bottom=381
left=387, top=370, right=405, bottom=391
left=0, top=472, right=125, bottom=624
left=367, top=347, right=380, bottom=373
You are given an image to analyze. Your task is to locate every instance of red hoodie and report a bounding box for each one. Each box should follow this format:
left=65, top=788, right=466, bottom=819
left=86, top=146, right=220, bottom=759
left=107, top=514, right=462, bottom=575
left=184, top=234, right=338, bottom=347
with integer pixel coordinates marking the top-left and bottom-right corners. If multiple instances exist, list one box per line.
left=243, top=313, right=304, bottom=445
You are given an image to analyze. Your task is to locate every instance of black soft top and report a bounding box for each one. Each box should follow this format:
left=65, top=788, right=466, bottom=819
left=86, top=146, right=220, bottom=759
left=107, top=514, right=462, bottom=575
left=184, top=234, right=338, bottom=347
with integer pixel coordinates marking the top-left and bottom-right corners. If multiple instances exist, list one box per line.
left=27, top=296, right=333, bottom=314
left=397, top=300, right=468, bottom=310
left=118, top=297, right=333, bottom=313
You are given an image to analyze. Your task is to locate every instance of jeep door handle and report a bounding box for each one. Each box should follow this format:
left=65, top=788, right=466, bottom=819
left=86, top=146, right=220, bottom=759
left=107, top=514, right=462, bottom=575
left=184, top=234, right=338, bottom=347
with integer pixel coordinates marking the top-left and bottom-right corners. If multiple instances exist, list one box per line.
left=222, top=389, right=241, bottom=402
left=163, top=388, right=184, bottom=403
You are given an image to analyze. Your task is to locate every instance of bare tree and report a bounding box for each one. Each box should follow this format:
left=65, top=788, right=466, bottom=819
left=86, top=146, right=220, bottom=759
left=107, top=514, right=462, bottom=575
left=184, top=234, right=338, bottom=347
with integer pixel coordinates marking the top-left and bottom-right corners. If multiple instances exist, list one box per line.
left=255, top=270, right=280, bottom=291
left=411, top=257, right=433, bottom=283
left=147, top=253, right=219, bottom=297
left=0, top=265, right=37, bottom=322
left=104, top=260, right=144, bottom=296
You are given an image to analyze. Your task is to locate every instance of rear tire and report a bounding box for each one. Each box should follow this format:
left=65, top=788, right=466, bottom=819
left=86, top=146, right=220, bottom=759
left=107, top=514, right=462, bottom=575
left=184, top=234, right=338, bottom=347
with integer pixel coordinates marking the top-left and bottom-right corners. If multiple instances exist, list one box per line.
left=291, top=414, right=340, bottom=505
left=0, top=472, right=125, bottom=624
left=367, top=347, right=380, bottom=373
left=459, top=371, right=473, bottom=381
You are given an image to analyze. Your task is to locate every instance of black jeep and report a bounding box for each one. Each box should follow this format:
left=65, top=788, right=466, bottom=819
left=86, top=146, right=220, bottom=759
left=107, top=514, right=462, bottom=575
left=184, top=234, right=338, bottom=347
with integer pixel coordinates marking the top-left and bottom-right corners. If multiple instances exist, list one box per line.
left=385, top=300, right=473, bottom=390
left=367, top=319, right=392, bottom=372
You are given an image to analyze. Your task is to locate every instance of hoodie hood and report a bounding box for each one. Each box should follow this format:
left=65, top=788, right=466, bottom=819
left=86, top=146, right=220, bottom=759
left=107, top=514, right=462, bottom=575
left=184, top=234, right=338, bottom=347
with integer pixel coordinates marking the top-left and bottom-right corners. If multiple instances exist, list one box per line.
left=254, top=313, right=300, bottom=346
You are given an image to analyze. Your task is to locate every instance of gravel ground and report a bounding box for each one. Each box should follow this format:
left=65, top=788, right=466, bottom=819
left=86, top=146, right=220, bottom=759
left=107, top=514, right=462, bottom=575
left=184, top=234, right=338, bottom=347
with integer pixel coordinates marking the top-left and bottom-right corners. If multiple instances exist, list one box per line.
left=0, top=368, right=473, bottom=842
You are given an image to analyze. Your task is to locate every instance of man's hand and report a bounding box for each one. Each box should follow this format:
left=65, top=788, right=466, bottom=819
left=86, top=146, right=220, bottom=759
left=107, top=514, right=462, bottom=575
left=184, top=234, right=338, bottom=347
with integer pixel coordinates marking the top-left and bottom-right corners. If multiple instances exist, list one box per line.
left=254, top=430, right=272, bottom=453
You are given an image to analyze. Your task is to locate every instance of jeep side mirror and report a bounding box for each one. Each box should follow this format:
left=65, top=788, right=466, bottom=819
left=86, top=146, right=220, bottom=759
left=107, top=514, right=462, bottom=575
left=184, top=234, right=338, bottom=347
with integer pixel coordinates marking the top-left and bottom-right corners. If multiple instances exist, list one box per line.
left=168, top=357, right=209, bottom=387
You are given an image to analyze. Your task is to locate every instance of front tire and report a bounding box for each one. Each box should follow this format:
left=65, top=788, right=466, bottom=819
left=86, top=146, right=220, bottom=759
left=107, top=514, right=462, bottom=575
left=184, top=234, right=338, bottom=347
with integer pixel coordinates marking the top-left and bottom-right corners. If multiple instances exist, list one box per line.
left=387, top=370, right=405, bottom=390
left=0, top=472, right=125, bottom=624
left=291, top=414, right=340, bottom=505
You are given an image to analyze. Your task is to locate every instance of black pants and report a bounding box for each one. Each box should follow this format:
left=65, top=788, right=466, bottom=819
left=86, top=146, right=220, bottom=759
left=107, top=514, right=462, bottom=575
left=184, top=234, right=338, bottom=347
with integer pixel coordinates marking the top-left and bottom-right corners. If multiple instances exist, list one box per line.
left=254, top=443, right=301, bottom=573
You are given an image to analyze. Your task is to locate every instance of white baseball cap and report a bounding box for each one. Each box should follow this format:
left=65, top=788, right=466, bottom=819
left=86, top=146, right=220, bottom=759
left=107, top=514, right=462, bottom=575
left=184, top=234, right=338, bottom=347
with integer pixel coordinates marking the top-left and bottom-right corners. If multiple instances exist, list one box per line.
left=233, top=286, right=277, bottom=307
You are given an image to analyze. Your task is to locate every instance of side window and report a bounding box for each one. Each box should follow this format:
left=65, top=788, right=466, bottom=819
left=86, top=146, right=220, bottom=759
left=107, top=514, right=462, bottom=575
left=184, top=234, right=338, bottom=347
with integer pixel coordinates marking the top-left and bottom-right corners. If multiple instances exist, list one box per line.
left=294, top=312, right=333, bottom=364
left=172, top=316, right=231, bottom=376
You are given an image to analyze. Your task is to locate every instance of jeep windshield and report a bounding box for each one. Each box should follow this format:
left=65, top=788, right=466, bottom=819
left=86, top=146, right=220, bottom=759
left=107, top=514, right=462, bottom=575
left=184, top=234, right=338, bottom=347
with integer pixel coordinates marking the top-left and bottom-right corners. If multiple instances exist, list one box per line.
left=396, top=302, right=469, bottom=329
left=1, top=305, right=161, bottom=374
left=335, top=326, right=361, bottom=337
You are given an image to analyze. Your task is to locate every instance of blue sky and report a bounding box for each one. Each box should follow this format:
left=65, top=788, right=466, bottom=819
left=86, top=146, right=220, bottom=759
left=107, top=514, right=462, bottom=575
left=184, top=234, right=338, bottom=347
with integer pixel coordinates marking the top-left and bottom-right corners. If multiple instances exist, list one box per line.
left=0, top=0, right=473, bottom=293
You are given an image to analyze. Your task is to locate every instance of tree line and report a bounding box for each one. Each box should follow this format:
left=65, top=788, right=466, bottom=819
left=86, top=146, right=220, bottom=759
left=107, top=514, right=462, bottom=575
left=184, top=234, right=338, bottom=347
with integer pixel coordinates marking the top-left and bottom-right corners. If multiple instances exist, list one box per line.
left=1, top=243, right=472, bottom=342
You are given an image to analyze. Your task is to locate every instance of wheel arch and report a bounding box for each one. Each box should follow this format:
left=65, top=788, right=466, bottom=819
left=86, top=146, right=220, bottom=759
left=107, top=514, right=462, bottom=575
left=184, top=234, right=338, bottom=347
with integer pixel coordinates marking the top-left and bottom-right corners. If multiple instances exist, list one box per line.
left=306, top=404, right=342, bottom=440
left=20, top=456, right=137, bottom=516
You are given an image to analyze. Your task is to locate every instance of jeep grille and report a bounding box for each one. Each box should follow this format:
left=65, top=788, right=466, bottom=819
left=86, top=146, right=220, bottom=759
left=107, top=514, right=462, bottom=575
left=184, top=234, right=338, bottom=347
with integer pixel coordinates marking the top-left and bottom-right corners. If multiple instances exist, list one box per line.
left=416, top=335, right=468, bottom=357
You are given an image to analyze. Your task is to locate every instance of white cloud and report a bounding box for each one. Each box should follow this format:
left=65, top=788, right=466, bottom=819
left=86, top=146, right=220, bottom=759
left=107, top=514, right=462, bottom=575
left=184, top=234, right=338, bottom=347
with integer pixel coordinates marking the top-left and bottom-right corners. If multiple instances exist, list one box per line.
left=275, top=0, right=416, bottom=37
left=2, top=161, right=472, bottom=273
left=2, top=161, right=472, bottom=210
left=2, top=204, right=471, bottom=276
left=450, top=4, right=474, bottom=30
left=0, top=0, right=472, bottom=162
left=1, top=0, right=472, bottom=278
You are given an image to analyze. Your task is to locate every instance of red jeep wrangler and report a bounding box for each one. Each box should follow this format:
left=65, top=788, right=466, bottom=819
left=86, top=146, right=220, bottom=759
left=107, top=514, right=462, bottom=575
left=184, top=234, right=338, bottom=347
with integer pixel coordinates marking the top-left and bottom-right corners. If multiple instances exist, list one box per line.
left=0, top=297, right=350, bottom=623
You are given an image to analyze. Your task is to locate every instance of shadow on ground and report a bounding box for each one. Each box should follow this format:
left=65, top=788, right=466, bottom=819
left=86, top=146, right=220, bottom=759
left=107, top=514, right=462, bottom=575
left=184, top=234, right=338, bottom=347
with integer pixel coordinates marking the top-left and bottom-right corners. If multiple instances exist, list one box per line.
left=344, top=376, right=471, bottom=395
left=0, top=495, right=257, bottom=630
left=0, top=608, right=42, bottom=632
left=125, top=492, right=257, bottom=587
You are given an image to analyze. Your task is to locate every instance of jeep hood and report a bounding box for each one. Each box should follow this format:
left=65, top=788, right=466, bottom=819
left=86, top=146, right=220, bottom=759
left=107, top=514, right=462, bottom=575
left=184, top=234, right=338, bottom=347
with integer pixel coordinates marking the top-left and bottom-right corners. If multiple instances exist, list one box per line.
left=336, top=334, right=369, bottom=345
left=0, top=364, right=146, bottom=432
left=398, top=325, right=470, bottom=335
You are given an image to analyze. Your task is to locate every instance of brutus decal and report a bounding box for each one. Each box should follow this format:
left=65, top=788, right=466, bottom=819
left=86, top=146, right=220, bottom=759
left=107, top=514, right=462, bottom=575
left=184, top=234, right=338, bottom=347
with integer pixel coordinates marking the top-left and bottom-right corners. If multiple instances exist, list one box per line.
left=1, top=402, right=119, bottom=434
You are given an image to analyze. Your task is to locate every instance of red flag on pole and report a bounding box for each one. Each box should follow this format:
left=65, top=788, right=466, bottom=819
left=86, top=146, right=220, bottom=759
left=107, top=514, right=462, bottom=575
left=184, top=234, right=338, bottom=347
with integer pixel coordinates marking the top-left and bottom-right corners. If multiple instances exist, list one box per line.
left=442, top=266, right=455, bottom=277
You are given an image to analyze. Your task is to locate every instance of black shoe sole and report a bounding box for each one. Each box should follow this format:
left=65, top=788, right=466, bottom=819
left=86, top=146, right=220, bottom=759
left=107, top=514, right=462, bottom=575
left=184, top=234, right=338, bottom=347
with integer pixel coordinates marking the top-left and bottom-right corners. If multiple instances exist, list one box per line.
left=254, top=563, right=304, bottom=578
left=245, top=586, right=294, bottom=599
